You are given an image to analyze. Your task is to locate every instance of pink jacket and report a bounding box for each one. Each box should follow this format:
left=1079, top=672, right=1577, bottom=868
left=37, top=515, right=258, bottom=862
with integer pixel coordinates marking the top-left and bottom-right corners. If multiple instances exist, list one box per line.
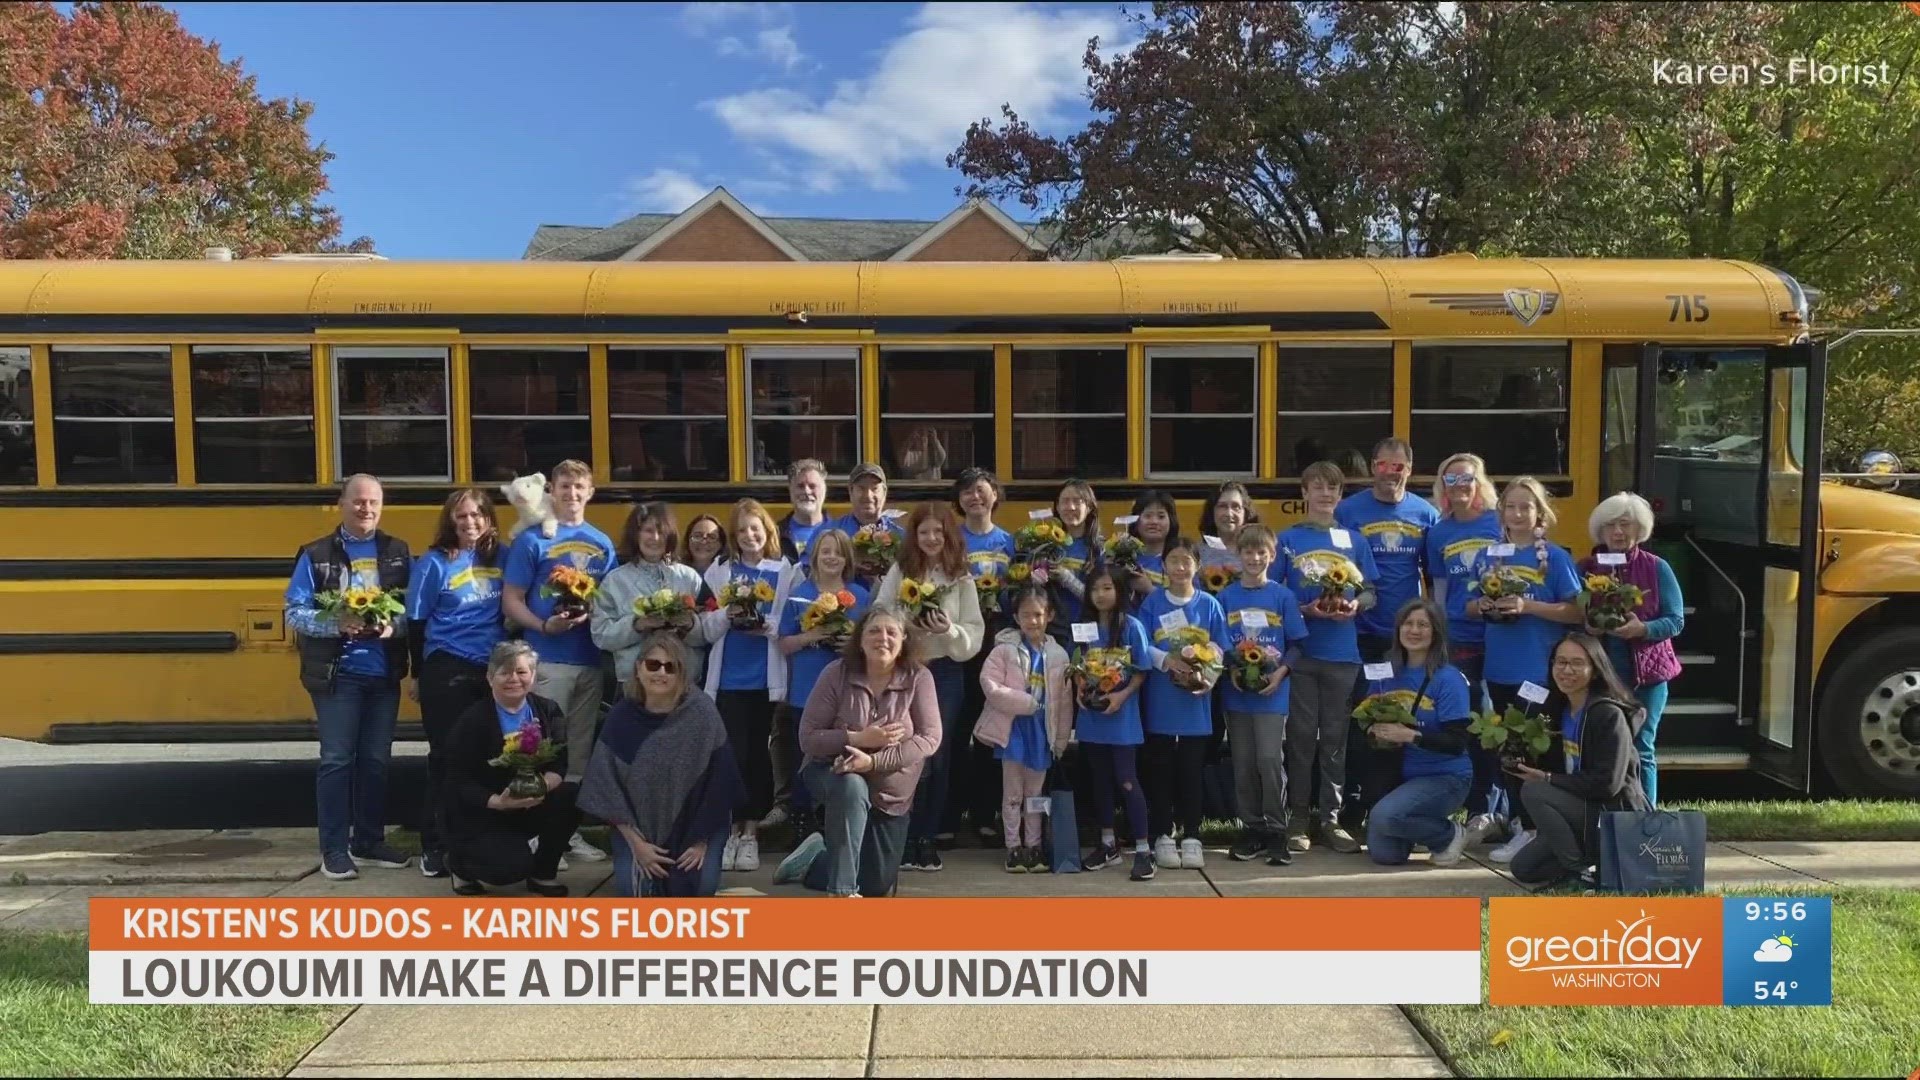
left=973, top=628, right=1073, bottom=756
left=798, top=658, right=941, bottom=817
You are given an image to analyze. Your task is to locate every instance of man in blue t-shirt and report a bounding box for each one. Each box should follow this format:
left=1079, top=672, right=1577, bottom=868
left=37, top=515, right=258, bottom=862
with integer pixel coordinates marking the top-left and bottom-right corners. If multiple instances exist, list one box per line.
left=836, top=461, right=906, bottom=587
left=779, top=457, right=831, bottom=569
left=284, top=474, right=414, bottom=881
left=502, top=460, right=616, bottom=863
left=1334, top=436, right=1441, bottom=832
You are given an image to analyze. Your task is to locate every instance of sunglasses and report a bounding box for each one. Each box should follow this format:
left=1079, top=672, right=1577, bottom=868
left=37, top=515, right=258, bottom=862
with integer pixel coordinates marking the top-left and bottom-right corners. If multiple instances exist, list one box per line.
left=1372, top=461, right=1409, bottom=475
left=1441, top=473, right=1478, bottom=487
left=688, top=531, right=722, bottom=543
left=642, top=658, right=680, bottom=674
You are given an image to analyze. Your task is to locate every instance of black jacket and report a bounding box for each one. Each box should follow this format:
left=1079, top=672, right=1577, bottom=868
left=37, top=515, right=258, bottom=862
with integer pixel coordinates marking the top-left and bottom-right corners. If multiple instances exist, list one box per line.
left=293, top=529, right=412, bottom=691
left=443, top=692, right=570, bottom=842
left=1548, top=694, right=1652, bottom=811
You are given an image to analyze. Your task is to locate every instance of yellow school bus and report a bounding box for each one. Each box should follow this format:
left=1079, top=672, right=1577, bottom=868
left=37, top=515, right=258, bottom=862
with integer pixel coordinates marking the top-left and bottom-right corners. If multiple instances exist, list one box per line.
left=1, top=255, right=1915, bottom=798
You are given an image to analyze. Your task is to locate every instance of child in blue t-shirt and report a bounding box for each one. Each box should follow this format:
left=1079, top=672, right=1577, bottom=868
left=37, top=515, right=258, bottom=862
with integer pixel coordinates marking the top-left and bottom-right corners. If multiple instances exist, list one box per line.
left=1069, top=565, right=1154, bottom=882
left=775, top=528, right=867, bottom=829
left=1138, top=539, right=1228, bottom=871
left=1214, top=525, right=1308, bottom=864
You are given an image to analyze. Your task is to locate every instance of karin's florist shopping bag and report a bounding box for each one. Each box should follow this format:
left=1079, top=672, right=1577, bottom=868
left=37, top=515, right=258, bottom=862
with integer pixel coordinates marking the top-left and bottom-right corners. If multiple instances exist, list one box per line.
left=1044, top=745, right=1081, bottom=874
left=1598, top=809, right=1707, bottom=893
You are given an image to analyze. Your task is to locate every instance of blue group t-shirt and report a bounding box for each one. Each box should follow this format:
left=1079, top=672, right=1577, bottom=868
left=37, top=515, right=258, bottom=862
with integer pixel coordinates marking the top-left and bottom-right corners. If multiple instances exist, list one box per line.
left=1217, top=579, right=1309, bottom=715
left=1277, top=522, right=1382, bottom=663
left=1361, top=663, right=1473, bottom=780
left=717, top=561, right=787, bottom=691
left=1070, top=614, right=1151, bottom=746
left=285, top=532, right=389, bottom=679
left=1138, top=588, right=1228, bottom=736
left=1474, top=540, right=1582, bottom=686
left=1338, top=491, right=1441, bottom=639
left=964, top=523, right=1016, bottom=616
left=503, top=521, right=616, bottom=667
left=1561, top=704, right=1586, bottom=774
left=785, top=516, right=830, bottom=568
left=1051, top=536, right=1096, bottom=622
left=1424, top=511, right=1503, bottom=647
left=779, top=578, right=870, bottom=707
left=496, top=698, right=534, bottom=736
left=406, top=548, right=505, bottom=666
left=837, top=513, right=906, bottom=585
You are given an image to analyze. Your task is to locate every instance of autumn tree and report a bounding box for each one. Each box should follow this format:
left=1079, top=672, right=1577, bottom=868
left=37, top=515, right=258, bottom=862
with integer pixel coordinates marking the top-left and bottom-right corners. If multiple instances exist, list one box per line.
left=0, top=1, right=360, bottom=259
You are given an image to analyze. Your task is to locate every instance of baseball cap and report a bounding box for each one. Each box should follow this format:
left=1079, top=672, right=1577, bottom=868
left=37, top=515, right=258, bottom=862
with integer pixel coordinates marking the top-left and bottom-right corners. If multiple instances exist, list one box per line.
left=849, top=462, right=887, bottom=485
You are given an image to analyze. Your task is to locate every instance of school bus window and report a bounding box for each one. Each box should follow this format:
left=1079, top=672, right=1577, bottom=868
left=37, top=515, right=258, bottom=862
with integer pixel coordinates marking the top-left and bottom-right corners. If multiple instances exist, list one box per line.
left=1149, top=346, right=1255, bottom=476
left=334, top=346, right=449, bottom=481
left=1010, top=347, right=1127, bottom=480
left=1278, top=345, right=1393, bottom=476
left=608, top=347, right=729, bottom=483
left=190, top=346, right=315, bottom=485
left=1411, top=343, right=1570, bottom=476
left=1601, top=344, right=1640, bottom=496
left=0, top=346, right=33, bottom=485
left=469, top=347, right=591, bottom=483
left=749, top=349, right=859, bottom=479
left=881, top=347, right=993, bottom=481
left=51, top=345, right=176, bottom=484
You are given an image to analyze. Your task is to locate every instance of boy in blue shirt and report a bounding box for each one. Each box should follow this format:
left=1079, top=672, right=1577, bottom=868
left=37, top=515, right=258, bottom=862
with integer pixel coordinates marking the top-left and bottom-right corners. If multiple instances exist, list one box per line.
left=1215, top=525, right=1309, bottom=864
left=502, top=459, right=616, bottom=864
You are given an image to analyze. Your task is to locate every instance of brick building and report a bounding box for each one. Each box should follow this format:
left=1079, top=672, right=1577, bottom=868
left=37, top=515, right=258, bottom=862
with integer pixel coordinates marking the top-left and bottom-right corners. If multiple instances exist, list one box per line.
left=522, top=186, right=1064, bottom=262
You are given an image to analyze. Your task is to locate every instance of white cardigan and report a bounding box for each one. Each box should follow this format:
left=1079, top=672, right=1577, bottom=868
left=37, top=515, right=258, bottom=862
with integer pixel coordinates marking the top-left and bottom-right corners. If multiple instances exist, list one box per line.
left=698, top=556, right=795, bottom=702
left=873, top=562, right=986, bottom=664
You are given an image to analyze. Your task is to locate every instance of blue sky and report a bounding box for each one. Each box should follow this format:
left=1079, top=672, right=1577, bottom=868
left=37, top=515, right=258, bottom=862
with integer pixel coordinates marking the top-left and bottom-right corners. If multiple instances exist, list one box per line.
left=164, top=2, right=1131, bottom=260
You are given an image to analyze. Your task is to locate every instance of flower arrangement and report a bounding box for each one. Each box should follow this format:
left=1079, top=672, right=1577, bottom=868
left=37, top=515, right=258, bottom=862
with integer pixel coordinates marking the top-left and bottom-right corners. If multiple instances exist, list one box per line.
left=1163, top=625, right=1223, bottom=693
left=1200, top=564, right=1237, bottom=594
left=973, top=571, right=1003, bottom=617
left=632, top=587, right=697, bottom=629
left=539, top=565, right=598, bottom=618
left=1101, top=533, right=1144, bottom=577
left=1014, top=518, right=1071, bottom=563
left=488, top=717, right=559, bottom=799
left=1006, top=561, right=1035, bottom=587
left=1468, top=705, right=1554, bottom=771
left=1299, top=559, right=1364, bottom=615
left=1578, top=573, right=1645, bottom=633
left=1469, top=565, right=1534, bottom=623
left=1352, top=690, right=1421, bottom=732
left=1067, top=646, right=1133, bottom=711
left=1229, top=639, right=1285, bottom=692
left=313, top=585, right=407, bottom=636
left=799, top=589, right=858, bottom=647
left=851, top=524, right=901, bottom=580
left=897, top=576, right=952, bottom=622
left=718, top=575, right=776, bottom=630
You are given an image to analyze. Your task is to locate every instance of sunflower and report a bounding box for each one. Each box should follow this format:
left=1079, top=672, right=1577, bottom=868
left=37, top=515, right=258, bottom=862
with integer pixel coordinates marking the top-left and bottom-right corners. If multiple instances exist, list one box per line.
left=568, top=579, right=593, bottom=600
left=753, top=580, right=776, bottom=603
left=899, top=578, right=924, bottom=606
left=1202, top=566, right=1235, bottom=592
left=977, top=573, right=1001, bottom=591
left=1585, top=573, right=1613, bottom=591
left=1236, top=640, right=1265, bottom=662
left=346, top=590, right=375, bottom=612
left=1325, top=565, right=1351, bottom=587
left=1008, top=563, right=1032, bottom=584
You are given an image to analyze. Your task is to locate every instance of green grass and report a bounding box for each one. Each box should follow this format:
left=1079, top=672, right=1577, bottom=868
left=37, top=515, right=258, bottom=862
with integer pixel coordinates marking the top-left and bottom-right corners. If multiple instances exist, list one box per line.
left=1408, top=886, right=1920, bottom=1078
left=1662, top=799, right=1920, bottom=842
left=0, top=932, right=350, bottom=1077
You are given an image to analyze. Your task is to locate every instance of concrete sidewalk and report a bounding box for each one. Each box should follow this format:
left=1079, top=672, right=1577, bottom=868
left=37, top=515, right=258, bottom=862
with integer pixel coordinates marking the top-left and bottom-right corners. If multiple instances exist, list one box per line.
left=8, top=830, right=1918, bottom=1077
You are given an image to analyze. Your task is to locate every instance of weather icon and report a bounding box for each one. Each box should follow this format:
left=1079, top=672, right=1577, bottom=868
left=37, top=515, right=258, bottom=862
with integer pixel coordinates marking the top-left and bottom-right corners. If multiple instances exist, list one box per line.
left=1754, top=934, right=1795, bottom=963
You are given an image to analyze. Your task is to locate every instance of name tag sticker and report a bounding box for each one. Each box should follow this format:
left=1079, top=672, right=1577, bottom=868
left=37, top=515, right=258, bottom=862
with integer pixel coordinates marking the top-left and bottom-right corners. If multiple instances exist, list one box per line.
left=1025, top=796, right=1052, bottom=816
left=1518, top=681, right=1551, bottom=704
left=1364, top=662, right=1395, bottom=681
left=1071, top=622, right=1100, bottom=643
left=1330, top=529, right=1353, bottom=549
left=1114, top=514, right=1140, bottom=526
left=1158, top=611, right=1189, bottom=632
left=881, top=509, right=908, bottom=520
left=1489, top=543, right=1517, bottom=558
left=1597, top=552, right=1628, bottom=566
left=1028, top=508, right=1055, bottom=520
left=1203, top=534, right=1227, bottom=549
left=758, top=559, right=784, bottom=572
left=1240, top=610, right=1269, bottom=629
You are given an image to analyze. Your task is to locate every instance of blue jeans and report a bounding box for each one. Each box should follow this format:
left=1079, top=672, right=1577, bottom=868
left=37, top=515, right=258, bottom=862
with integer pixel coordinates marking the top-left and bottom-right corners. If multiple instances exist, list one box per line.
left=1368, top=772, right=1472, bottom=865
left=309, top=673, right=400, bottom=856
left=907, top=656, right=965, bottom=842
left=1636, top=680, right=1669, bottom=806
left=802, top=762, right=911, bottom=897
left=611, top=826, right=729, bottom=897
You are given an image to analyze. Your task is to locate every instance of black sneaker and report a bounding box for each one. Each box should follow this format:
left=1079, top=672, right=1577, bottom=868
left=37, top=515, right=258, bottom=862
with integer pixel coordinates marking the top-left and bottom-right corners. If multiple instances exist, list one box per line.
left=526, top=879, right=569, bottom=898
left=420, top=850, right=448, bottom=879
left=1129, top=851, right=1156, bottom=881
left=900, top=838, right=929, bottom=871
left=451, top=875, right=484, bottom=896
left=319, top=851, right=358, bottom=881
left=1082, top=842, right=1122, bottom=871
left=921, top=845, right=944, bottom=872
left=350, top=842, right=412, bottom=869
left=1005, top=849, right=1026, bottom=873
left=1265, top=845, right=1294, bottom=867
left=1230, top=834, right=1268, bottom=862
left=1022, top=846, right=1047, bottom=873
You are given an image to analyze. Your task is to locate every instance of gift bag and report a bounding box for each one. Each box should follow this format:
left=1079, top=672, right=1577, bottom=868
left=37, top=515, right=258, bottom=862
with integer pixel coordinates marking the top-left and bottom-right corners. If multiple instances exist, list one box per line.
left=1044, top=746, right=1081, bottom=874
left=1598, top=809, right=1707, bottom=893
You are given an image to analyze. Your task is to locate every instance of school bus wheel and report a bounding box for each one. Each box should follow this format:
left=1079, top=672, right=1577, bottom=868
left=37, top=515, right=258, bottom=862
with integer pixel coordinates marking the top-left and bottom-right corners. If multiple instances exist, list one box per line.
left=1817, top=626, right=1920, bottom=801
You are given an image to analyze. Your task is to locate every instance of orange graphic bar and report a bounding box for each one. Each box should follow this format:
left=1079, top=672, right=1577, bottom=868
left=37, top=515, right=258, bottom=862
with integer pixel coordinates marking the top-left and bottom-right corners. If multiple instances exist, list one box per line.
left=91, top=897, right=1483, bottom=953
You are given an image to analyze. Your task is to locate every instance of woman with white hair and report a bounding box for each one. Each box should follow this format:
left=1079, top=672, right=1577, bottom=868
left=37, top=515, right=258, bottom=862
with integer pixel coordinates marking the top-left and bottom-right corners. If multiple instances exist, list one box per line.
left=1579, top=491, right=1685, bottom=805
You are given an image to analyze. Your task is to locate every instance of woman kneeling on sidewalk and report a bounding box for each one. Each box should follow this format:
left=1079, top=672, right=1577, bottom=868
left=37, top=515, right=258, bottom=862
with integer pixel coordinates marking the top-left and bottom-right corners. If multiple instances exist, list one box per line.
left=580, top=632, right=743, bottom=897
left=774, top=605, right=942, bottom=898
left=1360, top=599, right=1474, bottom=866
left=442, top=640, right=581, bottom=897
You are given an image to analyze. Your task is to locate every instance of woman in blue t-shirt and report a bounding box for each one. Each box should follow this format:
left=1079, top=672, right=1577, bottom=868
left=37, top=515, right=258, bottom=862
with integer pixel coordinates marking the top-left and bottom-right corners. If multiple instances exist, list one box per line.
left=774, top=528, right=868, bottom=834
left=1358, top=599, right=1474, bottom=867
left=953, top=467, right=1017, bottom=842
left=1424, top=453, right=1506, bottom=836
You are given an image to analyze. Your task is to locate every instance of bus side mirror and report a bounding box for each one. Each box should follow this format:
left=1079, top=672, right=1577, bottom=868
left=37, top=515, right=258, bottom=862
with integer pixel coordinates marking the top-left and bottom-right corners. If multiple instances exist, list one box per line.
left=1858, top=450, right=1902, bottom=491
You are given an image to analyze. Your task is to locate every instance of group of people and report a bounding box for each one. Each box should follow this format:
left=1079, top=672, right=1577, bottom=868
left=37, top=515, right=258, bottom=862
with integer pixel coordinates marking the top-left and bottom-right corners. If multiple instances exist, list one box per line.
left=286, top=440, right=1685, bottom=900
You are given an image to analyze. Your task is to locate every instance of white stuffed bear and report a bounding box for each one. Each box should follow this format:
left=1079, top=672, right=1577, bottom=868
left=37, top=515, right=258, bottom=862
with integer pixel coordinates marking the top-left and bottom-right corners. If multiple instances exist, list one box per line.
left=501, top=473, right=558, bottom=540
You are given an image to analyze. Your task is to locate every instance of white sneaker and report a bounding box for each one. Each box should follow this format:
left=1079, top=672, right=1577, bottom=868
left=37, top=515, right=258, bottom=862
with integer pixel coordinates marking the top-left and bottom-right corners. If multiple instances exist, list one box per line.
left=1153, top=835, right=1180, bottom=869
left=567, top=831, right=608, bottom=863
left=774, top=832, right=825, bottom=885
left=722, top=833, right=740, bottom=871
left=1431, top=823, right=1470, bottom=867
left=736, top=835, right=761, bottom=872
left=759, top=806, right=791, bottom=830
left=1464, top=813, right=1500, bottom=844
left=1489, top=829, right=1535, bottom=864
left=557, top=856, right=570, bottom=872
left=1179, top=837, right=1205, bottom=869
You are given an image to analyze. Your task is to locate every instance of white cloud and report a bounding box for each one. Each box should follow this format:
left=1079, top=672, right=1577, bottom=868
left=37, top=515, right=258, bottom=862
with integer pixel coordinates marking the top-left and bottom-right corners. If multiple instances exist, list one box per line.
left=624, top=168, right=713, bottom=212
left=1753, top=938, right=1793, bottom=963
left=682, top=2, right=805, bottom=72
left=705, top=2, right=1126, bottom=193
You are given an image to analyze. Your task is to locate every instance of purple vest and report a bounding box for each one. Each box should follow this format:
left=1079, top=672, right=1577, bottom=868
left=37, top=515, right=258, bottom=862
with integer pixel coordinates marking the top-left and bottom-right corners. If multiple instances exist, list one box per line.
left=1582, top=545, right=1682, bottom=687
